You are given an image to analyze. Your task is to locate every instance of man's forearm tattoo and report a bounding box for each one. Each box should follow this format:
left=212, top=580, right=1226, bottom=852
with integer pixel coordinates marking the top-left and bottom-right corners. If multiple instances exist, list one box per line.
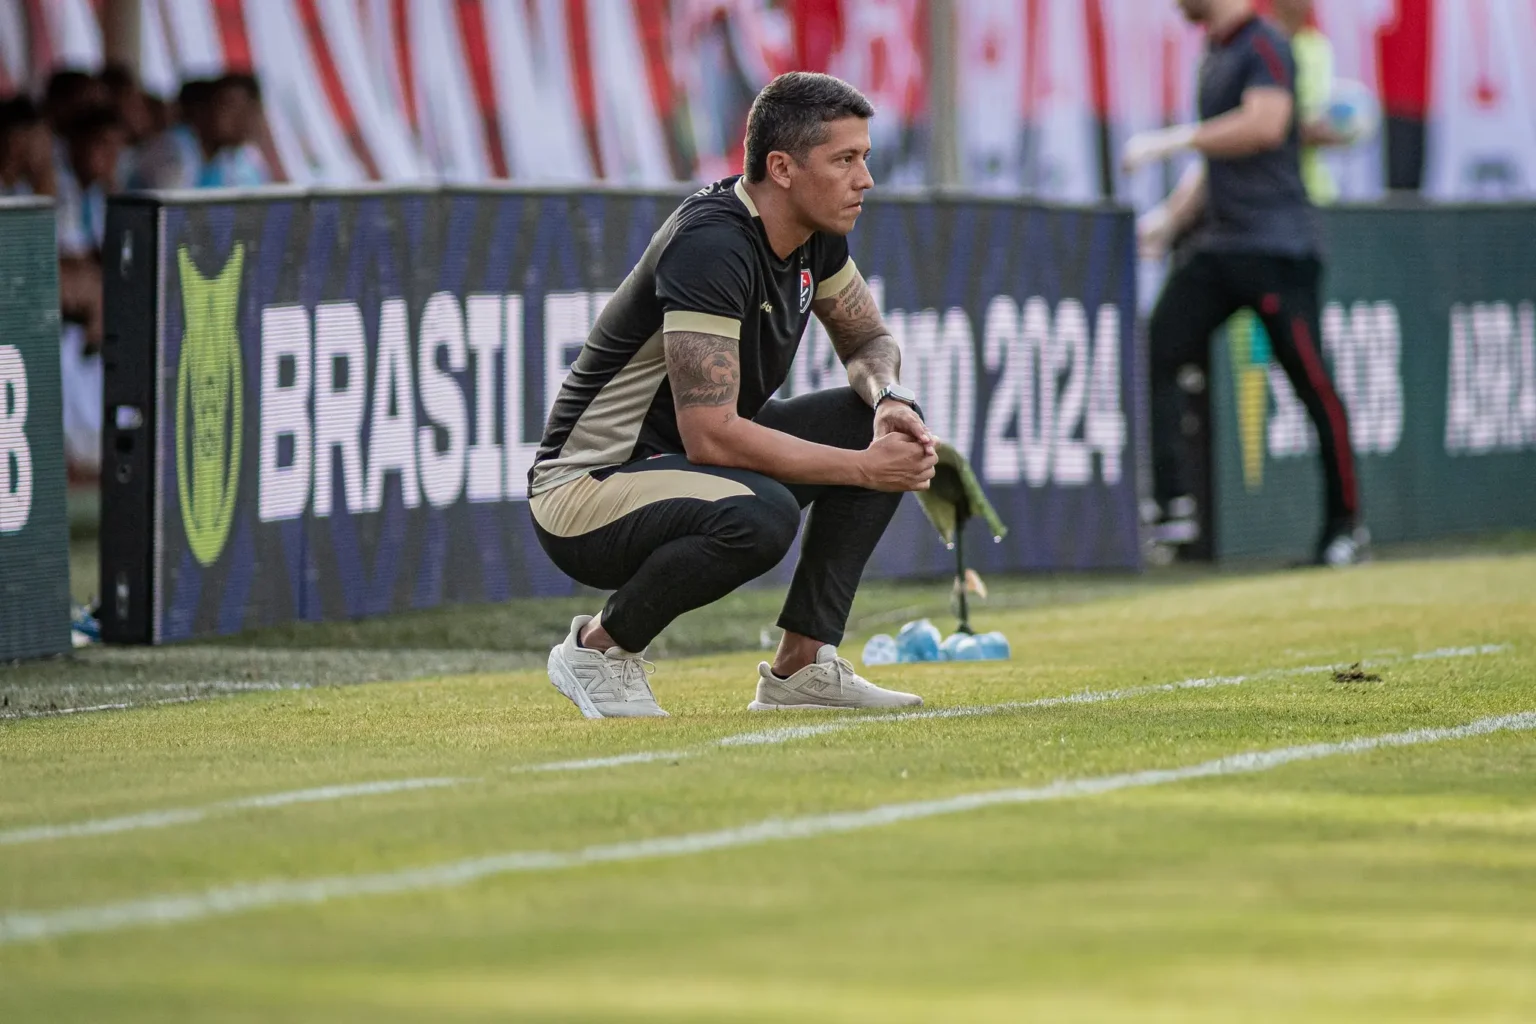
left=816, top=274, right=887, bottom=360
left=665, top=331, right=741, bottom=409
left=849, top=336, right=901, bottom=377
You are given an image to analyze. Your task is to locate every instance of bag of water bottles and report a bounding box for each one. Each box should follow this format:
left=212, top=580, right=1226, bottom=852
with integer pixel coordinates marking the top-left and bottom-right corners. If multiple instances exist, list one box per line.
left=862, top=618, right=1010, bottom=666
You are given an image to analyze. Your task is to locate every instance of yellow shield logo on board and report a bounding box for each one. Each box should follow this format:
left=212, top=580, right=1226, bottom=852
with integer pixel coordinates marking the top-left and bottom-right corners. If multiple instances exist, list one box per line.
left=176, top=243, right=245, bottom=566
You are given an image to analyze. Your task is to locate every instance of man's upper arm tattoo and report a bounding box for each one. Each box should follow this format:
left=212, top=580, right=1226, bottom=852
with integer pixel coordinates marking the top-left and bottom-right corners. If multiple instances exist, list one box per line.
left=665, top=330, right=741, bottom=409
left=813, top=272, right=889, bottom=361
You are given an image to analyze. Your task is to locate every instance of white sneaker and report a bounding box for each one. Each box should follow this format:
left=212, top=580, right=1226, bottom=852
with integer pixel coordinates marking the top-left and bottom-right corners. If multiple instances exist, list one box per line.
left=748, top=645, right=923, bottom=711
left=1318, top=525, right=1372, bottom=568
left=547, top=616, right=668, bottom=719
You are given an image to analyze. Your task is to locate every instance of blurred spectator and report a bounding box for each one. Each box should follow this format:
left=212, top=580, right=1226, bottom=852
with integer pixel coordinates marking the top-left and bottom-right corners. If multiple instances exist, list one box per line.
left=145, top=93, right=173, bottom=137
left=0, top=97, right=56, bottom=196
left=42, top=70, right=109, bottom=133
left=175, top=77, right=215, bottom=126
left=98, top=62, right=154, bottom=188
left=54, top=105, right=125, bottom=481
left=219, top=73, right=277, bottom=185
left=133, top=74, right=270, bottom=189
left=1273, top=0, right=1341, bottom=205
left=98, top=63, right=154, bottom=145
left=13, top=66, right=277, bottom=483
left=55, top=106, right=127, bottom=258
left=58, top=250, right=104, bottom=478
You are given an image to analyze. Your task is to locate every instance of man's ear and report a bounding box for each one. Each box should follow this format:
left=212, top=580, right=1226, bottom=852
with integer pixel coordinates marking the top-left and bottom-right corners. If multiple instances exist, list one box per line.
left=765, top=150, right=795, bottom=190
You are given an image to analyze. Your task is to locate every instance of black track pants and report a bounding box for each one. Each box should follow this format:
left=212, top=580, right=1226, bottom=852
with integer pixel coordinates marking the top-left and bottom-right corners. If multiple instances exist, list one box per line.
left=1148, top=251, right=1359, bottom=529
left=530, top=387, right=903, bottom=652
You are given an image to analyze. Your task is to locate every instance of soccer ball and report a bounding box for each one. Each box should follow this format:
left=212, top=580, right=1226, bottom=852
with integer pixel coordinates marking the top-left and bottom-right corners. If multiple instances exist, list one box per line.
left=1325, top=78, right=1381, bottom=146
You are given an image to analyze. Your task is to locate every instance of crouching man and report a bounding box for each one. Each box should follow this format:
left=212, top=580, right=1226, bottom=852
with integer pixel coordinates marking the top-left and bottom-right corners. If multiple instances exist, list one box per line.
left=529, top=72, right=935, bottom=718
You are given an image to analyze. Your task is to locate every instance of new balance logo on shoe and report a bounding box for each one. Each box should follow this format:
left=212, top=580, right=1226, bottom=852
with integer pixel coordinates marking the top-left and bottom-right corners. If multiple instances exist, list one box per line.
left=547, top=616, right=668, bottom=719
left=748, top=646, right=922, bottom=711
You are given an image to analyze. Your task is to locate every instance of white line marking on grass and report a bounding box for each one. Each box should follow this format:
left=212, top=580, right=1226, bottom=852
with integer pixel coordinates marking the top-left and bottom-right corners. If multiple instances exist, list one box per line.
left=0, top=779, right=467, bottom=847
left=3, top=696, right=205, bottom=719
left=4, top=711, right=1531, bottom=946
left=1413, top=645, right=1508, bottom=661
left=714, top=646, right=1512, bottom=749
left=512, top=751, right=693, bottom=772
left=1, top=683, right=315, bottom=721
left=719, top=725, right=848, bottom=746
left=225, top=778, right=466, bottom=810
left=2, top=644, right=1509, bottom=847
left=0, top=808, right=211, bottom=845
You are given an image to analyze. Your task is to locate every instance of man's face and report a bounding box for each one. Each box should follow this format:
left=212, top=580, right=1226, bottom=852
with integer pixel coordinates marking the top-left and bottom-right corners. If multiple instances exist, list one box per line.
left=209, top=88, right=253, bottom=149
left=19, top=123, right=51, bottom=175
left=1177, top=0, right=1213, bottom=23
left=114, top=88, right=153, bottom=143
left=785, top=116, right=874, bottom=237
left=77, top=129, right=126, bottom=187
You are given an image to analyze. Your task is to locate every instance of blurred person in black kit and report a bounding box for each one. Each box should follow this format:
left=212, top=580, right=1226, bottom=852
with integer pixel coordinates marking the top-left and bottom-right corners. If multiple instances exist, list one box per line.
left=1124, top=0, right=1366, bottom=566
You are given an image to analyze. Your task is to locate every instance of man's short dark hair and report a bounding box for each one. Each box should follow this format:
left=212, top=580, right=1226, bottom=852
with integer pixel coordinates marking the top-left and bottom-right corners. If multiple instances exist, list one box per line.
left=743, top=72, right=873, bottom=184
left=0, top=96, right=42, bottom=141
left=98, top=62, right=138, bottom=94
left=178, top=78, right=216, bottom=116
left=62, top=105, right=125, bottom=146
left=45, top=69, right=99, bottom=108
left=216, top=72, right=262, bottom=103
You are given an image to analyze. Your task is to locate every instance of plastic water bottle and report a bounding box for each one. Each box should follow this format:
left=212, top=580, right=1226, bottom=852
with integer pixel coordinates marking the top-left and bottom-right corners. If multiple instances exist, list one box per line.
left=895, top=619, right=943, bottom=663
left=975, top=631, right=1011, bottom=661
left=950, top=634, right=985, bottom=660
left=861, top=634, right=898, bottom=666
left=938, top=631, right=969, bottom=661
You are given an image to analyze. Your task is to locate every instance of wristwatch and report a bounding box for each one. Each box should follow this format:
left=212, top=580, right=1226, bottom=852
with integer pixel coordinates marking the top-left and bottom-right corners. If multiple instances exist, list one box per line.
left=873, top=383, right=918, bottom=410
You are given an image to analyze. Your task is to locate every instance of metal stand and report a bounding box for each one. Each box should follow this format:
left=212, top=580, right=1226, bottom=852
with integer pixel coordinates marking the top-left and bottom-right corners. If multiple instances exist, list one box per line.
left=953, top=510, right=973, bottom=635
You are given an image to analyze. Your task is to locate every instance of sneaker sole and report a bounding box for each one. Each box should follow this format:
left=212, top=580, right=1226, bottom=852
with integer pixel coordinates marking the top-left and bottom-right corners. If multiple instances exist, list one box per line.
left=1150, top=521, right=1200, bottom=544
left=547, top=646, right=603, bottom=720
left=746, top=699, right=922, bottom=712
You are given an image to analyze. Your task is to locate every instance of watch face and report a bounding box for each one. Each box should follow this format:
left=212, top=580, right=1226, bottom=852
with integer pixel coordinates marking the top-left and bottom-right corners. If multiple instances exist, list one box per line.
left=887, top=384, right=916, bottom=402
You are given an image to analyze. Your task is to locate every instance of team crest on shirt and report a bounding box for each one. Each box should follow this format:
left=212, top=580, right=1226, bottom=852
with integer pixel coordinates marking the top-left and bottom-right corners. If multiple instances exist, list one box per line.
left=799, top=270, right=813, bottom=313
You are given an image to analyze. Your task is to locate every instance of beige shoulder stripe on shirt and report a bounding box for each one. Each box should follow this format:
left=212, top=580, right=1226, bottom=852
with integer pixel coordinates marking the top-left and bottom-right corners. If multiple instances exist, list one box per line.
left=663, top=310, right=742, bottom=340
left=814, top=257, right=858, bottom=301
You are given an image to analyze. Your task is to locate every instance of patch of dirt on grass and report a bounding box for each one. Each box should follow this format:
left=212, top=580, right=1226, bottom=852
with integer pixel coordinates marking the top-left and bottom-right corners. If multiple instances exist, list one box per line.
left=1333, top=663, right=1382, bottom=683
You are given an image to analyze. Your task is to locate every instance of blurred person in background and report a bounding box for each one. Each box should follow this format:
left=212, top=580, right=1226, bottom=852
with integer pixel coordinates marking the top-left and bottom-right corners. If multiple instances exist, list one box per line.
left=0, top=97, right=56, bottom=196
left=54, top=106, right=126, bottom=480
left=99, top=62, right=155, bottom=187
left=144, top=92, right=173, bottom=137
left=41, top=70, right=109, bottom=133
left=133, top=74, right=270, bottom=189
left=1124, top=0, right=1364, bottom=566
left=212, top=73, right=274, bottom=186
left=98, top=63, right=155, bottom=145
left=54, top=106, right=126, bottom=260
left=1273, top=0, right=1344, bottom=205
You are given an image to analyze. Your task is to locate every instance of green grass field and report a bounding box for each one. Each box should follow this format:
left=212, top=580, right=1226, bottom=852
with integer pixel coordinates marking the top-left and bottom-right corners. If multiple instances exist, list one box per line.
left=3, top=552, right=1536, bottom=1021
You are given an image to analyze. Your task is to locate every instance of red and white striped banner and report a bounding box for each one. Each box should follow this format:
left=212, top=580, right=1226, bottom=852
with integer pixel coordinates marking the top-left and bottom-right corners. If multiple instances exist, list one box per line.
left=2, top=0, right=1530, bottom=199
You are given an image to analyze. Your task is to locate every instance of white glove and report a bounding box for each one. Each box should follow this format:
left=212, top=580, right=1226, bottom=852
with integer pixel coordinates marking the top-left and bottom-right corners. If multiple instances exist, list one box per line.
left=1122, top=125, right=1198, bottom=173
left=1136, top=205, right=1175, bottom=261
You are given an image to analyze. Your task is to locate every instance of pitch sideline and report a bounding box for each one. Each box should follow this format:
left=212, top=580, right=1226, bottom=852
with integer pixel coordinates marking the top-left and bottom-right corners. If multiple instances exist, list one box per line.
left=0, top=645, right=1509, bottom=849
left=2, top=711, right=1532, bottom=946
